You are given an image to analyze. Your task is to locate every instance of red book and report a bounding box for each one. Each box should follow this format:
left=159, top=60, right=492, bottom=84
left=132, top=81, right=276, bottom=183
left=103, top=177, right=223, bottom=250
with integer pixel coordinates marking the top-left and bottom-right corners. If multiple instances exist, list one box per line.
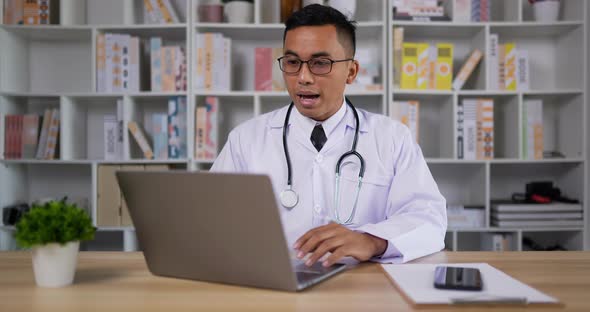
left=3, top=115, right=12, bottom=159
left=15, top=115, right=24, bottom=159
left=255, top=47, right=272, bottom=91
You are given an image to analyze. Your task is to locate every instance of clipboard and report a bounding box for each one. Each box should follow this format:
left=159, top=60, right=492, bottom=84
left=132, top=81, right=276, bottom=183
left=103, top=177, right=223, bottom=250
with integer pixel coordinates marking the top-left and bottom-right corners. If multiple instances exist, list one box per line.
left=381, top=263, right=561, bottom=306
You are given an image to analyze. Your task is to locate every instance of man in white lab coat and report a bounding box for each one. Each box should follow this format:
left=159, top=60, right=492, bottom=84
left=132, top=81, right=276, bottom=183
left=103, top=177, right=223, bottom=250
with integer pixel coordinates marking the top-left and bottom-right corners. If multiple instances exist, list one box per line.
left=212, top=4, right=447, bottom=266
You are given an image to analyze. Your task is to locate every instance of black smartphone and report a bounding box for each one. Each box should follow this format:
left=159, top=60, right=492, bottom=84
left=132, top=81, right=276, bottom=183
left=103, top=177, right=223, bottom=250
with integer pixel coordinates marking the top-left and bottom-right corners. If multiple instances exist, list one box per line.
left=433, top=266, right=483, bottom=291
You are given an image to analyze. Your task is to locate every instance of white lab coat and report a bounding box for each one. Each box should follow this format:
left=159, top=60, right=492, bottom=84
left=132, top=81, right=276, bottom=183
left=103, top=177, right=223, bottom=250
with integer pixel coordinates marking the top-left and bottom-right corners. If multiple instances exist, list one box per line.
left=211, top=100, right=447, bottom=263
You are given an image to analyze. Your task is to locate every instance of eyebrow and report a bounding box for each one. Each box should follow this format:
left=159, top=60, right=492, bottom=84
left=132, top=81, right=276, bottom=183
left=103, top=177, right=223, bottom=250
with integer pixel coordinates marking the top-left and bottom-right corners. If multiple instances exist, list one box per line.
left=284, top=50, right=333, bottom=58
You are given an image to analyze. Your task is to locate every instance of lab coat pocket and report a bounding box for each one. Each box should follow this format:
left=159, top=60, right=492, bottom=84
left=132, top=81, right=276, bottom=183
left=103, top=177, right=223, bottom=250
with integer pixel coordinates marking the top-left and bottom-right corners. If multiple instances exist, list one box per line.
left=336, top=174, right=391, bottom=224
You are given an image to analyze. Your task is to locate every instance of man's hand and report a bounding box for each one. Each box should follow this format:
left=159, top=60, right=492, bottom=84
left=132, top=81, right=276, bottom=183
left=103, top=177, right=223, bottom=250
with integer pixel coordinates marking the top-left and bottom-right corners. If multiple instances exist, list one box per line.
left=293, top=223, right=387, bottom=267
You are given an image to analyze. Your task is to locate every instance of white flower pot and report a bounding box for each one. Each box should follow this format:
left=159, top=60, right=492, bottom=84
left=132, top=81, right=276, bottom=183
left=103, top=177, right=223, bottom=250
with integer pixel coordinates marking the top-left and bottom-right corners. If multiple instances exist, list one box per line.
left=32, top=241, right=80, bottom=288
left=533, top=1, right=560, bottom=22
left=224, top=1, right=254, bottom=24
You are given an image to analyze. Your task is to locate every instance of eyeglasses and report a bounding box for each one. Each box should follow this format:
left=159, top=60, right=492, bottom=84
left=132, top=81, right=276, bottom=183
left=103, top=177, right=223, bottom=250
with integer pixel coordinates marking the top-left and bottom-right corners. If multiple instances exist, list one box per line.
left=277, top=56, right=354, bottom=75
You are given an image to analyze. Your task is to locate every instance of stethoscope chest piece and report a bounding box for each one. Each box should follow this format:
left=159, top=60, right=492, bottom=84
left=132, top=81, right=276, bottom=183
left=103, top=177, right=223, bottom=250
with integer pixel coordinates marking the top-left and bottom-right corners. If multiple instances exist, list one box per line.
left=280, top=189, right=298, bottom=210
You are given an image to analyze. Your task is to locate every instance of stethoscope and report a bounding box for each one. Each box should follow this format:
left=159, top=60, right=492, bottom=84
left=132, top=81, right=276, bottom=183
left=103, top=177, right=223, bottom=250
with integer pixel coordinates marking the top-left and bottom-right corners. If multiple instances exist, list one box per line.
left=279, top=97, right=365, bottom=225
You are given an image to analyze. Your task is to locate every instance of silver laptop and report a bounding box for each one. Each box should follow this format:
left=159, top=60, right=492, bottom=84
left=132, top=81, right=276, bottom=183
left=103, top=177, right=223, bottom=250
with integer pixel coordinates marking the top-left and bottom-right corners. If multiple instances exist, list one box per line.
left=116, top=171, right=347, bottom=291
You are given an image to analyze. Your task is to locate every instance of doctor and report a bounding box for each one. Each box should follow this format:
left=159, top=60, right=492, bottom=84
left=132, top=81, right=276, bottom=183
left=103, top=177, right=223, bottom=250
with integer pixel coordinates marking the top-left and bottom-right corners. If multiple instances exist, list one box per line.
left=212, top=4, right=447, bottom=266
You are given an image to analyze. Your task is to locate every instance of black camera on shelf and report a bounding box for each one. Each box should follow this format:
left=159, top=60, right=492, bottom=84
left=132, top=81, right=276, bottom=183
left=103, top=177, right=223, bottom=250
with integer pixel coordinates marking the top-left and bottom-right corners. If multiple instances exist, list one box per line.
left=2, top=203, right=31, bottom=226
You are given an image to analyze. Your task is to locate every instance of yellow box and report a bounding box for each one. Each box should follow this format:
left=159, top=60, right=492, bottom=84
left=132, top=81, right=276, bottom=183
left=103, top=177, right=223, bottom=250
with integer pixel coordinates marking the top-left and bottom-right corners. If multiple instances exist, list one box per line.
left=401, top=43, right=418, bottom=89
left=436, top=43, right=453, bottom=90
left=504, top=43, right=517, bottom=91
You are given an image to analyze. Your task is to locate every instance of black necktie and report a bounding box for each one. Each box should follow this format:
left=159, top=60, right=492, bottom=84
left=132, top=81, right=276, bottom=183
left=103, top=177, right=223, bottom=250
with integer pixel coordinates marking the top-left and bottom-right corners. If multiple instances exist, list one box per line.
left=310, top=124, right=327, bottom=152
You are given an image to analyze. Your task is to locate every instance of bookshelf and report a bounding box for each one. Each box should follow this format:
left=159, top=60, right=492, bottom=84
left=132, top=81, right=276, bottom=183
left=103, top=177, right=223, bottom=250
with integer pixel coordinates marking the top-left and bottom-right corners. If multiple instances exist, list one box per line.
left=0, top=0, right=587, bottom=253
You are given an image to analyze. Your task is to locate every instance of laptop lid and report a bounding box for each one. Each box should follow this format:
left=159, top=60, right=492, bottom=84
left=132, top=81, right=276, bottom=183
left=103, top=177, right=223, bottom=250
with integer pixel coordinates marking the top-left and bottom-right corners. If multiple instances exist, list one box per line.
left=116, top=171, right=300, bottom=291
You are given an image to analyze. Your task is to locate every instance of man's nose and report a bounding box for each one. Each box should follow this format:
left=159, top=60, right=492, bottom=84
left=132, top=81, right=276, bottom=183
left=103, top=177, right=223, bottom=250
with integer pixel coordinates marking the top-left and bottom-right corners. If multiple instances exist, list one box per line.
left=298, top=62, right=314, bottom=85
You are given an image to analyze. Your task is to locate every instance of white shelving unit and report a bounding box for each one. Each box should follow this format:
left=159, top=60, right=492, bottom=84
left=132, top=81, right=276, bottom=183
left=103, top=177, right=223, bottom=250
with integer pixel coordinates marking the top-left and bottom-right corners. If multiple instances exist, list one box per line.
left=0, top=0, right=587, bottom=252
left=389, top=0, right=588, bottom=252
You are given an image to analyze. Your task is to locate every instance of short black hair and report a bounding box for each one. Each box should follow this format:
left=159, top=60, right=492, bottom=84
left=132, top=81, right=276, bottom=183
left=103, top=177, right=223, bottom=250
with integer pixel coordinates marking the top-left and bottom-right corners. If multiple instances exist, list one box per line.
left=283, top=4, right=357, bottom=57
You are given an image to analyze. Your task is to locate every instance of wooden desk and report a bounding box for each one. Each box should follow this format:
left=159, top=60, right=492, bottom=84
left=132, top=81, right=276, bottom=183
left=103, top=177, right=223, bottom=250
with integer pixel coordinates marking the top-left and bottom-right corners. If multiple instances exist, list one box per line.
left=0, top=251, right=588, bottom=311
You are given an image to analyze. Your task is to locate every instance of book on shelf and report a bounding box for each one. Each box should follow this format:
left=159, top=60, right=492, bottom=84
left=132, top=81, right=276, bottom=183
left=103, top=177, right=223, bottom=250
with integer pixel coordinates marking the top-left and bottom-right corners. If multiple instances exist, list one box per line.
left=4, top=0, right=58, bottom=25
left=488, top=33, right=500, bottom=90
left=516, top=50, right=530, bottom=91
left=35, top=109, right=52, bottom=159
left=99, top=33, right=142, bottom=93
left=393, top=27, right=404, bottom=88
left=43, top=108, right=60, bottom=160
left=149, top=37, right=187, bottom=92
left=3, top=0, right=24, bottom=24
left=401, top=43, right=418, bottom=89
left=194, top=33, right=232, bottom=91
left=504, top=42, right=517, bottom=90
left=143, top=0, right=180, bottom=24
left=492, top=219, right=584, bottom=227
left=523, top=99, right=543, bottom=160
left=390, top=101, right=419, bottom=143
left=21, top=114, right=41, bottom=159
left=452, top=49, right=483, bottom=90
left=128, top=121, right=154, bottom=160
left=492, top=212, right=583, bottom=220
left=491, top=201, right=583, bottom=213
left=195, top=96, right=219, bottom=161
left=103, top=100, right=125, bottom=161
left=393, top=0, right=450, bottom=21
left=455, top=0, right=491, bottom=22
left=168, top=96, right=187, bottom=159
left=491, top=200, right=584, bottom=227
left=457, top=98, right=493, bottom=160
left=255, top=47, right=273, bottom=91
left=398, top=41, right=455, bottom=90
left=103, top=115, right=118, bottom=161
left=152, top=113, right=168, bottom=159
left=435, top=43, right=453, bottom=90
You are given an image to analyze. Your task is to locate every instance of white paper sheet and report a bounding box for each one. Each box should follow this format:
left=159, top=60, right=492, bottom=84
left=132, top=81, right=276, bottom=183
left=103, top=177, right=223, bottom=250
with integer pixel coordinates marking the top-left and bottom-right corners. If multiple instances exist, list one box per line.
left=381, top=263, right=559, bottom=305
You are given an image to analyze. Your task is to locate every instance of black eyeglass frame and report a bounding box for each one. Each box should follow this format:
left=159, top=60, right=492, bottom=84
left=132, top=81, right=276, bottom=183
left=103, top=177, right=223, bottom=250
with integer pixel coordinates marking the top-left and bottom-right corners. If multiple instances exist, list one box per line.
left=277, top=56, right=354, bottom=75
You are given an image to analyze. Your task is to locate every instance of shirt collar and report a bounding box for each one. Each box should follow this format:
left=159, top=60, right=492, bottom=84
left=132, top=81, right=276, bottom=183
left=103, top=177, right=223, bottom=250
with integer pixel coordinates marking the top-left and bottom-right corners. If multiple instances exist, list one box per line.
left=291, top=98, right=347, bottom=140
left=268, top=97, right=368, bottom=133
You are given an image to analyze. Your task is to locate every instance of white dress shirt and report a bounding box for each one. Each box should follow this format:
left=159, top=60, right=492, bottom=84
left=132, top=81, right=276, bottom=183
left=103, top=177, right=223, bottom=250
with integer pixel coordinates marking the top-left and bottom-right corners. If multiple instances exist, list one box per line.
left=211, top=98, right=447, bottom=263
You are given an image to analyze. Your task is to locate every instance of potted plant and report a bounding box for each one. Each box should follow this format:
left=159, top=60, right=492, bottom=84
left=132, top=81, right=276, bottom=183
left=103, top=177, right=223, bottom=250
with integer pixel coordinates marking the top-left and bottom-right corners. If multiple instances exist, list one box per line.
left=15, top=199, right=96, bottom=288
left=528, top=0, right=561, bottom=22
left=222, top=0, right=254, bottom=24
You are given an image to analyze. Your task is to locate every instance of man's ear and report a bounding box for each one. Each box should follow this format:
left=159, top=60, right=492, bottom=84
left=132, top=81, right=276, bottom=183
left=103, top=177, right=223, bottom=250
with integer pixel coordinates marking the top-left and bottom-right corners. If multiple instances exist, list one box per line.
left=346, top=60, right=360, bottom=84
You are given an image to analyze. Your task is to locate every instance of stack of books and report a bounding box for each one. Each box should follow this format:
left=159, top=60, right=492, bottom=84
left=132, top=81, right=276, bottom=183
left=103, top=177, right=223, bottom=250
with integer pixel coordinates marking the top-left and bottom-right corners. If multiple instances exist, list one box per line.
left=398, top=39, right=455, bottom=90
left=96, top=33, right=143, bottom=93
left=488, top=35, right=530, bottom=91
left=143, top=0, right=180, bottom=24
left=3, top=0, right=58, bottom=25
left=455, top=0, right=491, bottom=22
left=3, top=109, right=60, bottom=160
left=457, top=98, right=494, bottom=160
left=150, top=37, right=187, bottom=92
left=393, top=0, right=450, bottom=21
left=193, top=33, right=232, bottom=91
left=491, top=201, right=584, bottom=227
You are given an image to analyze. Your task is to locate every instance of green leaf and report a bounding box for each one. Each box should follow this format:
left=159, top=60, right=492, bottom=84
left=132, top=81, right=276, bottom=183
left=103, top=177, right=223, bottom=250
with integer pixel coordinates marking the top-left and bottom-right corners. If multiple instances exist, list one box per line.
left=14, top=200, right=96, bottom=249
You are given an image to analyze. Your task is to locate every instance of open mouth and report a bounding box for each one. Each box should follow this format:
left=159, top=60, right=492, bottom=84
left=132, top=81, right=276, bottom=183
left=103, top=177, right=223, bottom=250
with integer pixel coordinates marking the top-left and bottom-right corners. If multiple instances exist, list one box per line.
left=297, top=92, right=320, bottom=107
